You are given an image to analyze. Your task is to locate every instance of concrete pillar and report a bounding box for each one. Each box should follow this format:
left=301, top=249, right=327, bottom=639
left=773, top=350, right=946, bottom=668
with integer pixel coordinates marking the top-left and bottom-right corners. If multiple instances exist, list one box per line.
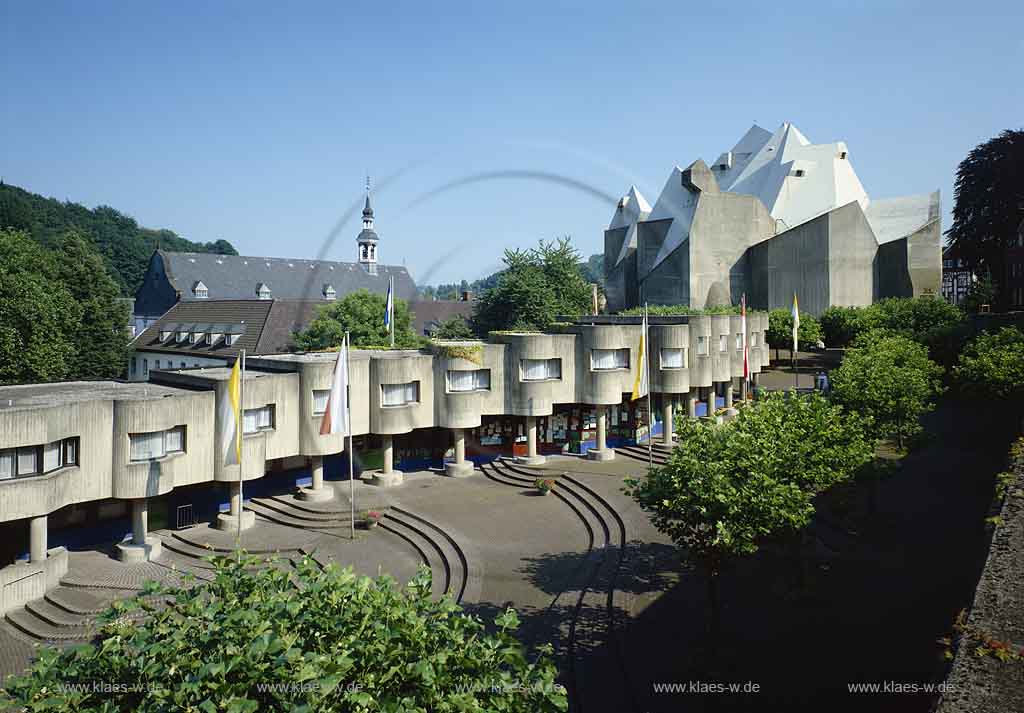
left=516, top=416, right=546, bottom=465
left=229, top=481, right=242, bottom=517
left=663, top=399, right=674, bottom=446
left=686, top=391, right=697, bottom=419
left=725, top=381, right=734, bottom=408
left=29, top=515, right=47, bottom=563
left=382, top=434, right=394, bottom=474
left=299, top=455, right=333, bottom=501
left=445, top=428, right=474, bottom=477
left=131, top=499, right=148, bottom=546
left=587, top=405, right=614, bottom=461
left=311, top=456, right=324, bottom=490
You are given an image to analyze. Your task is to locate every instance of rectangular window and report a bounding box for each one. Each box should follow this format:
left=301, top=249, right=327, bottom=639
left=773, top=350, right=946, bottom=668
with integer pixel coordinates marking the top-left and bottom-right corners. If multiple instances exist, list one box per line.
left=0, top=451, right=13, bottom=480
left=447, top=369, right=491, bottom=393
left=312, top=389, right=330, bottom=415
left=244, top=405, right=275, bottom=433
left=207, top=333, right=221, bottom=345
left=590, top=348, right=629, bottom=371
left=735, top=333, right=744, bottom=351
left=189, top=333, right=203, bottom=344
left=697, top=336, right=708, bottom=356
left=751, top=332, right=759, bottom=347
left=660, top=348, right=687, bottom=369
left=143, top=359, right=148, bottom=374
left=43, top=442, right=61, bottom=473
left=17, top=447, right=38, bottom=476
left=176, top=332, right=188, bottom=343
left=382, top=381, right=419, bottom=407
left=64, top=438, right=78, bottom=466
left=719, top=335, right=728, bottom=353
left=521, top=358, right=562, bottom=381
left=130, top=431, right=165, bottom=461
left=165, top=426, right=185, bottom=453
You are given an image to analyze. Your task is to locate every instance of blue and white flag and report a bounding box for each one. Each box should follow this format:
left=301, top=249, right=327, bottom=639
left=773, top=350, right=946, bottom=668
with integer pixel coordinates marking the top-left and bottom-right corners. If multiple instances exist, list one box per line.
left=384, top=276, right=394, bottom=330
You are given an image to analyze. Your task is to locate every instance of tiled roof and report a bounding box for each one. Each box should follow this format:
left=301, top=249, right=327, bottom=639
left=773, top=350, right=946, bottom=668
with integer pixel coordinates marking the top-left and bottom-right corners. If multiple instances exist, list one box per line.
left=132, top=300, right=276, bottom=357
left=409, top=300, right=474, bottom=336
left=160, top=251, right=417, bottom=303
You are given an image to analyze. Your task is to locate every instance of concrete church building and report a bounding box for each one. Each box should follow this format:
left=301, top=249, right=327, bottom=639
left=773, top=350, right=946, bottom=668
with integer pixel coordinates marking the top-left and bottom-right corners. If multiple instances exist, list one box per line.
left=605, top=122, right=942, bottom=315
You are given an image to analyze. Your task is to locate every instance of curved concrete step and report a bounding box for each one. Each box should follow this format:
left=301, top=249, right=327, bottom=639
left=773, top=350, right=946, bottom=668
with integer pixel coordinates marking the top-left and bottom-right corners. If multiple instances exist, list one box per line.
left=45, top=585, right=113, bottom=616
left=379, top=514, right=452, bottom=600
left=251, top=496, right=353, bottom=523
left=245, top=501, right=352, bottom=531
left=5, top=607, right=94, bottom=642
left=24, top=598, right=92, bottom=627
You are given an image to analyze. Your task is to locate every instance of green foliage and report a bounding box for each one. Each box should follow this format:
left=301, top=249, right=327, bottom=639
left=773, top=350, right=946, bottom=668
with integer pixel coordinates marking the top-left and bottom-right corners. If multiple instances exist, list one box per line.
left=625, top=392, right=870, bottom=570
left=946, top=129, right=1024, bottom=310
left=831, top=334, right=945, bottom=448
left=954, top=327, right=1024, bottom=401
left=1, top=557, right=566, bottom=712
left=0, top=228, right=129, bottom=384
left=580, top=253, right=604, bottom=287
left=431, top=342, right=484, bottom=365
left=766, top=309, right=821, bottom=350
left=818, top=298, right=964, bottom=351
left=431, top=315, right=475, bottom=340
left=293, top=290, right=420, bottom=350
left=617, top=304, right=741, bottom=316
left=0, top=181, right=237, bottom=296
left=472, top=237, right=591, bottom=333
left=962, top=274, right=999, bottom=315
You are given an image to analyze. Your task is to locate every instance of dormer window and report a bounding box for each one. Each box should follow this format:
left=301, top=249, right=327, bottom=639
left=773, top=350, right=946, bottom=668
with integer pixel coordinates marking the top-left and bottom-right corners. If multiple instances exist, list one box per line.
left=192, top=281, right=208, bottom=299
left=189, top=332, right=204, bottom=344
left=159, top=330, right=172, bottom=342
left=176, top=331, right=189, bottom=343
left=207, top=333, right=221, bottom=345
left=227, top=333, right=241, bottom=346
left=323, top=284, right=337, bottom=301
left=256, top=283, right=272, bottom=300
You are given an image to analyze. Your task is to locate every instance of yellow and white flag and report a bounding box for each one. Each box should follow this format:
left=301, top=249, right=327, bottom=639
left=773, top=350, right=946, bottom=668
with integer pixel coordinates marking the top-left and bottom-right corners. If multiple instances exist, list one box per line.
left=631, top=308, right=649, bottom=401
left=791, top=293, right=800, bottom=354
left=219, top=358, right=242, bottom=466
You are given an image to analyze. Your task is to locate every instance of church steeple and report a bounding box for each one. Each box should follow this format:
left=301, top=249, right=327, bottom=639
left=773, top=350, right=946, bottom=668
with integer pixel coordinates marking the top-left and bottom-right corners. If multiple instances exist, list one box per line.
left=357, top=175, right=379, bottom=274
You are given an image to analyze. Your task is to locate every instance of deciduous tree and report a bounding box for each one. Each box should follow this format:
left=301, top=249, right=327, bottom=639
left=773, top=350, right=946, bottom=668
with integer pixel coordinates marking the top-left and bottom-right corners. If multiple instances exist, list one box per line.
left=293, top=289, right=419, bottom=350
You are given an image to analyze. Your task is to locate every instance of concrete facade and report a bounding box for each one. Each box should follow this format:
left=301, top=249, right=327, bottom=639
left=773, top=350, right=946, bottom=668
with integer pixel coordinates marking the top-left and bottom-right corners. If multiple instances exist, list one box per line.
left=605, top=122, right=943, bottom=316
left=0, top=314, right=768, bottom=605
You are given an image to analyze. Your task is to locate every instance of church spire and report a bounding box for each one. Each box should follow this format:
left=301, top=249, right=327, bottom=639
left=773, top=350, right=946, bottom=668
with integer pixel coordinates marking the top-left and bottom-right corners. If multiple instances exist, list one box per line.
left=357, top=175, right=379, bottom=274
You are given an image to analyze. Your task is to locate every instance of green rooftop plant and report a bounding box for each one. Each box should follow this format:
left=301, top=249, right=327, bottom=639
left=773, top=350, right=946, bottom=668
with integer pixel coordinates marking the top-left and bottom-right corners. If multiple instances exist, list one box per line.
left=2, top=557, right=567, bottom=712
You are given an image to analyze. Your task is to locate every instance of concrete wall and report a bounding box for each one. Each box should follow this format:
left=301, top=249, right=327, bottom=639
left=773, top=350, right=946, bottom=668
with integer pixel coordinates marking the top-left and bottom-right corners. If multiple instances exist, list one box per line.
left=0, top=401, right=113, bottom=522
left=370, top=353, right=435, bottom=434
left=649, top=324, right=691, bottom=394
left=573, top=325, right=639, bottom=405
left=688, top=316, right=714, bottom=388
left=749, top=210, right=832, bottom=315
left=111, top=390, right=214, bottom=498
left=0, top=547, right=68, bottom=616
left=710, top=315, right=732, bottom=382
left=490, top=333, right=577, bottom=416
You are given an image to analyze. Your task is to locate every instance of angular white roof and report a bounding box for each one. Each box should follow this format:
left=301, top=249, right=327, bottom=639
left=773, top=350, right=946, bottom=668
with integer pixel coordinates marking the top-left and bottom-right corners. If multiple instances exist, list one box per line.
left=608, top=186, right=652, bottom=267
left=712, top=122, right=869, bottom=230
left=864, top=192, right=939, bottom=244
left=647, top=166, right=699, bottom=269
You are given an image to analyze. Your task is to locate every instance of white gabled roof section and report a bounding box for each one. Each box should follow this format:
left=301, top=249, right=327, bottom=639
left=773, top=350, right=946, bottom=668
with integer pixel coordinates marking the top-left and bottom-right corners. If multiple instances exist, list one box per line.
left=647, top=166, right=699, bottom=270
left=714, top=122, right=870, bottom=230
left=609, top=186, right=652, bottom=267
left=865, top=192, right=939, bottom=244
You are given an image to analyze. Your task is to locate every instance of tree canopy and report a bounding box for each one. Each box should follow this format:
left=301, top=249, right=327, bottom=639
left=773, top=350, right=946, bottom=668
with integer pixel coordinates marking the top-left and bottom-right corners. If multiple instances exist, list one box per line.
left=471, top=237, right=592, bottom=334
left=293, top=289, right=420, bottom=350
left=0, top=228, right=130, bottom=384
left=818, top=298, right=964, bottom=352
left=2, top=557, right=567, bottom=712
left=945, top=129, right=1024, bottom=310
left=954, top=326, right=1024, bottom=402
left=766, top=308, right=821, bottom=353
left=831, top=333, right=945, bottom=448
left=0, top=181, right=237, bottom=296
left=431, top=315, right=475, bottom=340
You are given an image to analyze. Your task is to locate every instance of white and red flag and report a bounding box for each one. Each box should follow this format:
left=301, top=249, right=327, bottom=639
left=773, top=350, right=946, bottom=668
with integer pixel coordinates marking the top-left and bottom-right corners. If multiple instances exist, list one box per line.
left=319, top=334, right=350, bottom=436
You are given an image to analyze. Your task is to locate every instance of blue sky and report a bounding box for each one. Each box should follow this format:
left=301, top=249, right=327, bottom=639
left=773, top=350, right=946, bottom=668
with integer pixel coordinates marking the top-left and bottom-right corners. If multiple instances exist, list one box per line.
left=2, top=1, right=1021, bottom=286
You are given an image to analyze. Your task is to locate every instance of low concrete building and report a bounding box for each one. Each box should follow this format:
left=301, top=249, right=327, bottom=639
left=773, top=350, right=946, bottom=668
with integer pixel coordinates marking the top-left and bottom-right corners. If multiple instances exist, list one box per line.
left=0, top=314, right=768, bottom=611
left=606, top=122, right=943, bottom=316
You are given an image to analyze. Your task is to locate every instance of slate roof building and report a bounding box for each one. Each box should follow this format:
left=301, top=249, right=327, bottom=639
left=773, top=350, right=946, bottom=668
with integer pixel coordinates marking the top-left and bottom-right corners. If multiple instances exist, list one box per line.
left=131, top=182, right=416, bottom=331
left=605, top=122, right=943, bottom=316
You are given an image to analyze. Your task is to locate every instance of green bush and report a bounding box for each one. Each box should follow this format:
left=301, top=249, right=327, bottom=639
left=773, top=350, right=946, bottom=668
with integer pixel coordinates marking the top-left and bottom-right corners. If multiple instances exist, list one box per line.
left=954, top=326, right=1024, bottom=401
left=2, top=558, right=567, bottom=712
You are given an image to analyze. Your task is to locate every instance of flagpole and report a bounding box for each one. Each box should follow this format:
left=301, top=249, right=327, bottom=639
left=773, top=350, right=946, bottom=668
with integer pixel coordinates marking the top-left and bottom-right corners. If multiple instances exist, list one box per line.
left=237, top=349, right=245, bottom=563
left=645, top=303, right=653, bottom=468
left=346, top=332, right=355, bottom=539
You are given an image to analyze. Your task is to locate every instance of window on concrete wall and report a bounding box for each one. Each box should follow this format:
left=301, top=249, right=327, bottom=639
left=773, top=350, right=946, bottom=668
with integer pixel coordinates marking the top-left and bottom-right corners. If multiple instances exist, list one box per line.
left=381, top=381, right=420, bottom=407
left=751, top=332, right=759, bottom=347
left=64, top=438, right=78, bottom=466
left=43, top=442, right=61, bottom=472
left=735, top=333, right=744, bottom=351
left=244, top=405, right=275, bottom=433
left=0, top=439, right=78, bottom=479
left=719, top=335, right=728, bottom=353
left=17, top=447, right=38, bottom=475
left=697, top=336, right=708, bottom=356
left=521, top=358, right=562, bottom=381
left=590, top=349, right=629, bottom=371
left=660, top=348, right=687, bottom=369
left=143, top=359, right=149, bottom=374
left=129, top=427, right=185, bottom=462
left=0, top=451, right=13, bottom=480
left=312, top=389, right=330, bottom=415
left=447, top=369, right=491, bottom=392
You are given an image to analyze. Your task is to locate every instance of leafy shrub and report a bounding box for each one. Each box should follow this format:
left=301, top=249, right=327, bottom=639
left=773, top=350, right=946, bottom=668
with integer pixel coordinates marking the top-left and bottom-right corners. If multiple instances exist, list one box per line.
left=954, top=326, right=1024, bottom=401
left=2, top=557, right=567, bottom=712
